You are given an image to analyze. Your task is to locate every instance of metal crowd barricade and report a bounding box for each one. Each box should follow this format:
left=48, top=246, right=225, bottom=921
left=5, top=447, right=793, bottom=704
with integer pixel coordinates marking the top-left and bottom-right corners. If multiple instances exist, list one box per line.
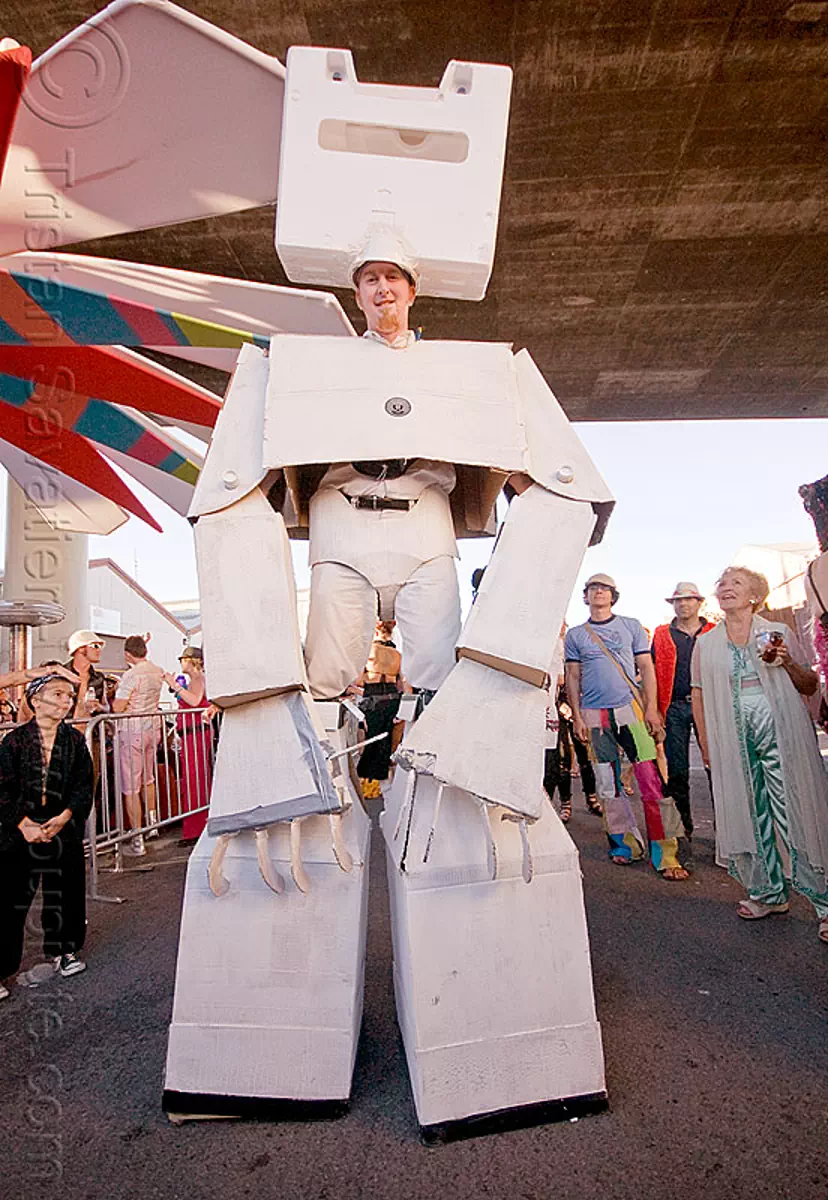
left=83, top=706, right=217, bottom=903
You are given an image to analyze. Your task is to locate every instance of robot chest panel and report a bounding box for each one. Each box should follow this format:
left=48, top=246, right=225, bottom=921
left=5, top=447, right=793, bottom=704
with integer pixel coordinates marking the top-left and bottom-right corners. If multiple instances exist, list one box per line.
left=263, top=336, right=526, bottom=474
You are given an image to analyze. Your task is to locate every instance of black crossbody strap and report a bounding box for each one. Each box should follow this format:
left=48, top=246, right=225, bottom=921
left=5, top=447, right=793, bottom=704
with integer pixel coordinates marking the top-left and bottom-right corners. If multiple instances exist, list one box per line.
left=807, top=561, right=828, bottom=629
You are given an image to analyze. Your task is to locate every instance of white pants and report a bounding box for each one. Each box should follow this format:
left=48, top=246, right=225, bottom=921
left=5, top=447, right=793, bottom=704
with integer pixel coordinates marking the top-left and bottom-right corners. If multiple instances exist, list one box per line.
left=305, top=556, right=461, bottom=699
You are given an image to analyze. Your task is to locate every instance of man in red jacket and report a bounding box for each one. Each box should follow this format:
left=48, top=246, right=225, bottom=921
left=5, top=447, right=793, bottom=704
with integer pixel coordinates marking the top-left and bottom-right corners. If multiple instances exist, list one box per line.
left=651, top=582, right=714, bottom=841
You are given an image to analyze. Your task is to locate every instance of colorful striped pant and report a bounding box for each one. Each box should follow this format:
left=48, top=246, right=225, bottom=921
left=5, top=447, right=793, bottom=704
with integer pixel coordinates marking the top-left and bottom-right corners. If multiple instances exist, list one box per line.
left=583, top=704, right=683, bottom=871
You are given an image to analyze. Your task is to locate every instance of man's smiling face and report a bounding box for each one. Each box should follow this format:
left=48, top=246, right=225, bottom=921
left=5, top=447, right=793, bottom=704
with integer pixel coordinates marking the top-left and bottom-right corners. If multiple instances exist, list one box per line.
left=354, top=261, right=416, bottom=334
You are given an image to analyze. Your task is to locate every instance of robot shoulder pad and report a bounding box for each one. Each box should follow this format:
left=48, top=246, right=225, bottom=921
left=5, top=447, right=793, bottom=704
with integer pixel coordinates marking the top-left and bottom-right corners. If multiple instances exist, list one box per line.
left=515, top=348, right=614, bottom=540
left=189, top=343, right=269, bottom=519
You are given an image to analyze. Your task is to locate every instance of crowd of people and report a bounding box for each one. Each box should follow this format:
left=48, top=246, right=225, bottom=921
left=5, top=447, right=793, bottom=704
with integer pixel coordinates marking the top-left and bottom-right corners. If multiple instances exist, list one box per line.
left=0, top=630, right=213, bottom=999
left=556, top=568, right=828, bottom=941
left=1, top=556, right=826, bottom=1003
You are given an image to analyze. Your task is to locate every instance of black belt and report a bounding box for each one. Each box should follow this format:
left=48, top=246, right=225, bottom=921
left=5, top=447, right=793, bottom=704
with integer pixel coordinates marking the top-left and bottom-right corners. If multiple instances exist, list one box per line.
left=344, top=494, right=415, bottom=512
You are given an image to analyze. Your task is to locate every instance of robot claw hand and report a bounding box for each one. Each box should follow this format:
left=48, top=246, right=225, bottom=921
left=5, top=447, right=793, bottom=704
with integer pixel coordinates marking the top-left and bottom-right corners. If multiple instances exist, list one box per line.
left=206, top=810, right=354, bottom=898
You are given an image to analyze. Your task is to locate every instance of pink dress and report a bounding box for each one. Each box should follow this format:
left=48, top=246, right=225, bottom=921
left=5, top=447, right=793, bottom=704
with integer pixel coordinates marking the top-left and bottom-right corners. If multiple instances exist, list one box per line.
left=177, top=692, right=213, bottom=840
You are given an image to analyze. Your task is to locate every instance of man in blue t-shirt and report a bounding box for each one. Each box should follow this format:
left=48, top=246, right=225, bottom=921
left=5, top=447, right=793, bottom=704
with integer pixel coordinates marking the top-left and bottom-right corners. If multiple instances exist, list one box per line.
left=565, top=573, right=688, bottom=880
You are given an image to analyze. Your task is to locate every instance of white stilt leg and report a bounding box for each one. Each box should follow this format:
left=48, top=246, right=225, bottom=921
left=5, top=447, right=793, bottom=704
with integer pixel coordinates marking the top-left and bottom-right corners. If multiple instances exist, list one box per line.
left=164, top=704, right=370, bottom=1110
left=385, top=487, right=606, bottom=1130
left=380, top=774, right=605, bottom=1130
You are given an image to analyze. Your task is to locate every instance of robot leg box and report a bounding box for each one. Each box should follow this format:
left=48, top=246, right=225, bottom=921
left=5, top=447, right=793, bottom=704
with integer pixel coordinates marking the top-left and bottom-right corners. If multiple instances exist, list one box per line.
left=380, top=774, right=606, bottom=1136
left=163, top=800, right=371, bottom=1116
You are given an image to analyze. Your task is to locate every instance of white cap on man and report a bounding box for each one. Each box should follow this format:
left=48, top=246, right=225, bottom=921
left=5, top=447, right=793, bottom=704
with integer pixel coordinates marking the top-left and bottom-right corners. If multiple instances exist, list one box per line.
left=666, top=581, right=704, bottom=602
left=67, top=629, right=104, bottom=654
left=350, top=227, right=420, bottom=292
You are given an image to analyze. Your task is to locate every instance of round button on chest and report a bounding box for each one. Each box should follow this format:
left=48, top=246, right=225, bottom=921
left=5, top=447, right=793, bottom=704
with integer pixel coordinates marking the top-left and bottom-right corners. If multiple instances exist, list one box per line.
left=385, top=396, right=412, bottom=417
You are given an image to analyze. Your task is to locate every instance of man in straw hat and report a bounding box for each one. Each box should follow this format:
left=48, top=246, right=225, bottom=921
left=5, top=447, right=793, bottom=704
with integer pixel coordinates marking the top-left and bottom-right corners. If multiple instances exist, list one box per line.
left=651, top=582, right=714, bottom=842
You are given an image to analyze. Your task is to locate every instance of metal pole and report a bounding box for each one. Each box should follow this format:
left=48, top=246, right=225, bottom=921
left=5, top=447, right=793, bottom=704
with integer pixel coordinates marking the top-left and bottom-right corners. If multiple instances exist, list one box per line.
left=85, top=715, right=125, bottom=904
left=8, top=622, right=29, bottom=707
left=8, top=622, right=29, bottom=671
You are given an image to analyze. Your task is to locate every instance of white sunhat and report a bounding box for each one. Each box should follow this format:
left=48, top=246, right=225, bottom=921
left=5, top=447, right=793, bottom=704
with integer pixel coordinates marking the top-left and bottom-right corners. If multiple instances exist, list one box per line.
left=67, top=629, right=105, bottom=654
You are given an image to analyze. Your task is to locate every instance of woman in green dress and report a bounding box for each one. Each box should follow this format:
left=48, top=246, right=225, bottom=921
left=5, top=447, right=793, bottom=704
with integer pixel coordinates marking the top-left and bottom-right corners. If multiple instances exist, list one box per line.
left=692, top=566, right=828, bottom=943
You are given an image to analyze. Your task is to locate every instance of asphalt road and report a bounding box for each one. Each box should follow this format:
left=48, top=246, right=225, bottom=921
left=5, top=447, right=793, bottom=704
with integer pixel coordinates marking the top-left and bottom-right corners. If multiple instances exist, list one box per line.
left=2, top=765, right=826, bottom=1200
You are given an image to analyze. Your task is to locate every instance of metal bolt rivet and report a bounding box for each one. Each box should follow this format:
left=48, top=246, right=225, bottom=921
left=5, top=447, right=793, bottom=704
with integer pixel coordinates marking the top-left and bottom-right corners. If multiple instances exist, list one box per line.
left=385, top=397, right=412, bottom=417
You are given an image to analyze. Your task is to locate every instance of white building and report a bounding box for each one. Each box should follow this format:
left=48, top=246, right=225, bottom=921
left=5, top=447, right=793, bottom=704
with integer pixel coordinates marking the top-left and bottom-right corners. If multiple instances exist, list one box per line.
left=86, top=558, right=191, bottom=673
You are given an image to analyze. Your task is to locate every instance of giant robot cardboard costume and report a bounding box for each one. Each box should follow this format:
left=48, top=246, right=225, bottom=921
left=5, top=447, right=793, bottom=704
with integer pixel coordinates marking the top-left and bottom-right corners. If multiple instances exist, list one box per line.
left=159, top=38, right=613, bottom=1130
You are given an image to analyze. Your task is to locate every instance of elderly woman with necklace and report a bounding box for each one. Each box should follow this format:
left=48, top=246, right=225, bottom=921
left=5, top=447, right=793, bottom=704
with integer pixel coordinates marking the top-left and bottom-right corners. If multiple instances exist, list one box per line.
left=691, top=567, right=828, bottom=943
left=0, top=674, right=94, bottom=998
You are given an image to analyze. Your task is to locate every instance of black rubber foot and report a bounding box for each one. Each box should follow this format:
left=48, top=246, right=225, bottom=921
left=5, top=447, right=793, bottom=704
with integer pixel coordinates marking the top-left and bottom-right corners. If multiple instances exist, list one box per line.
left=419, top=1090, right=609, bottom=1145
left=161, top=1090, right=350, bottom=1122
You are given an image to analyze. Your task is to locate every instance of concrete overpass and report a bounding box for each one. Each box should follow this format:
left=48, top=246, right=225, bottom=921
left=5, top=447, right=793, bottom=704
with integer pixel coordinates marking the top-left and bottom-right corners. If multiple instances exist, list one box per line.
left=8, top=0, right=828, bottom=421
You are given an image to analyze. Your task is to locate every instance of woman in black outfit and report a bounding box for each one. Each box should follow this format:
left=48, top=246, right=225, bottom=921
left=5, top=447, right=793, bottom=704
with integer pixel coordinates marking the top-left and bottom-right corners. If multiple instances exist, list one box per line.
left=0, top=674, right=94, bottom=998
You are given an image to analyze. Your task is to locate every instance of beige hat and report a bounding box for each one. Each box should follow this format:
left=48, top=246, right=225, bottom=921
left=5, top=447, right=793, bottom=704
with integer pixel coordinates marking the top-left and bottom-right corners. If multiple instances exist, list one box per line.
left=666, top=581, right=704, bottom=602
left=67, top=629, right=105, bottom=654
left=584, top=572, right=618, bottom=591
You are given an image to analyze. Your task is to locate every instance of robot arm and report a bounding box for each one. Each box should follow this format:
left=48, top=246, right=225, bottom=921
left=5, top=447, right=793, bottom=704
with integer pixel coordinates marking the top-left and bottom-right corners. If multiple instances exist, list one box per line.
left=190, top=344, right=351, bottom=897
left=396, top=348, right=613, bottom=823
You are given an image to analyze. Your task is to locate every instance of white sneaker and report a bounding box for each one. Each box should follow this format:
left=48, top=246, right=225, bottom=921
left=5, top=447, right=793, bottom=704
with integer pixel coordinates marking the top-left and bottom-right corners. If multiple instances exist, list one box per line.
left=123, top=834, right=146, bottom=856
left=16, top=961, right=58, bottom=988
left=0, top=983, right=9, bottom=1001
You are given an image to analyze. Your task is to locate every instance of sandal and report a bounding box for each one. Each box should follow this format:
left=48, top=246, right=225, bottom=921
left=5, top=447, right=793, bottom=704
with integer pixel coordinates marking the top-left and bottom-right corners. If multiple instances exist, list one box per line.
left=559, top=800, right=572, bottom=824
left=585, top=794, right=602, bottom=817
left=819, top=918, right=828, bottom=943
left=736, top=899, right=790, bottom=920
left=661, top=865, right=690, bottom=881
left=610, top=854, right=634, bottom=865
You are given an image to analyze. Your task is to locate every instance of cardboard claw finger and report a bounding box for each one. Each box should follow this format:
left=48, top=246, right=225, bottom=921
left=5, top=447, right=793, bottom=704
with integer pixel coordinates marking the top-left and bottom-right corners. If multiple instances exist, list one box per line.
left=478, top=800, right=498, bottom=881
left=330, top=813, right=354, bottom=874
left=290, top=820, right=311, bottom=893
left=207, top=833, right=235, bottom=897
left=393, top=769, right=417, bottom=843
left=422, top=783, right=445, bottom=864
left=254, top=828, right=286, bottom=895
left=501, top=812, right=535, bottom=883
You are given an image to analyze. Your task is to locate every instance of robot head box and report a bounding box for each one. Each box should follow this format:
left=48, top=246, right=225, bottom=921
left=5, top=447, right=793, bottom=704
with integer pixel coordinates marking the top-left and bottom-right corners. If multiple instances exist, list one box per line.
left=275, top=48, right=513, bottom=302
left=190, top=340, right=614, bottom=547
